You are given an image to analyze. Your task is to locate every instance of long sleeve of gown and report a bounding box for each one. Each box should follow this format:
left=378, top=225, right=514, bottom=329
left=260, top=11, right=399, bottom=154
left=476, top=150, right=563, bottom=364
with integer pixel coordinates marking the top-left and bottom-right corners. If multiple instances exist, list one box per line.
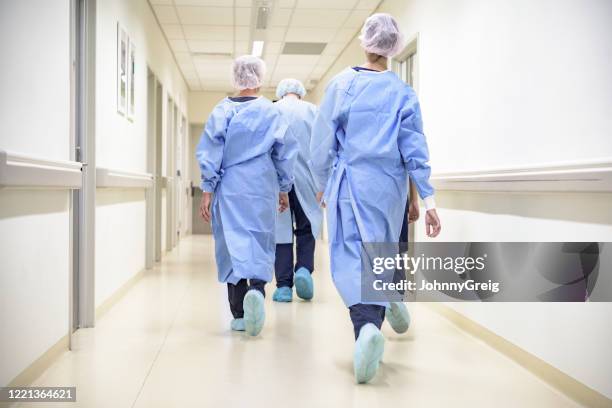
left=196, top=105, right=227, bottom=193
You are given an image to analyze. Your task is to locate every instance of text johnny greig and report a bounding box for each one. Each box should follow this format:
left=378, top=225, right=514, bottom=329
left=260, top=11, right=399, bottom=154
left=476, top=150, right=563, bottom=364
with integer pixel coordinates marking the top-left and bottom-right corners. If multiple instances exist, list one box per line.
left=370, top=253, right=501, bottom=294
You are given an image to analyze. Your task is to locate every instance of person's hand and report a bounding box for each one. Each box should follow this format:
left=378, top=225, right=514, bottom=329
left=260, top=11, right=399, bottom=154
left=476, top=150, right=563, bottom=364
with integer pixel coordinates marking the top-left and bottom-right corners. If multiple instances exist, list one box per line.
left=408, top=199, right=420, bottom=224
left=425, top=209, right=441, bottom=238
left=279, top=192, right=289, bottom=212
left=200, top=192, right=212, bottom=222
left=316, top=191, right=326, bottom=208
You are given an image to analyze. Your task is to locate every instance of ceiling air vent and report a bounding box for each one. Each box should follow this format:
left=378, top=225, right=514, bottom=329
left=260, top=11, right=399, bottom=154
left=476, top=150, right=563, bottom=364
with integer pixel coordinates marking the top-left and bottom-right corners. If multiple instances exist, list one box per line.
left=282, top=42, right=327, bottom=55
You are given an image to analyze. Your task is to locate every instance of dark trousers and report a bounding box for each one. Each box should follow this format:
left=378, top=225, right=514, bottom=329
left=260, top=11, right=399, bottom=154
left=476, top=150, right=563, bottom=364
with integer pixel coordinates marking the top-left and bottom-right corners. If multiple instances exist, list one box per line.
left=275, top=188, right=315, bottom=288
left=399, top=199, right=409, bottom=253
left=349, top=304, right=386, bottom=340
left=227, top=279, right=266, bottom=319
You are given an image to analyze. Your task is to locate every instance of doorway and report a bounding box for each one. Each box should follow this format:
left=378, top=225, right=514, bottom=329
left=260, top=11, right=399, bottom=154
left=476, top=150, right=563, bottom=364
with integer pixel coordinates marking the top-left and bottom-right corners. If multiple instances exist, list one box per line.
left=190, top=123, right=211, bottom=234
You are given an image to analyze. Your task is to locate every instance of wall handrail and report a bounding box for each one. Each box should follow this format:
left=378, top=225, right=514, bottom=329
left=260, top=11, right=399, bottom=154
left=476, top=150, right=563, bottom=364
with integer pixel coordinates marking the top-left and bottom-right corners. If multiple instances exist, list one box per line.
left=96, top=167, right=153, bottom=189
left=0, top=149, right=82, bottom=189
left=431, top=158, right=612, bottom=192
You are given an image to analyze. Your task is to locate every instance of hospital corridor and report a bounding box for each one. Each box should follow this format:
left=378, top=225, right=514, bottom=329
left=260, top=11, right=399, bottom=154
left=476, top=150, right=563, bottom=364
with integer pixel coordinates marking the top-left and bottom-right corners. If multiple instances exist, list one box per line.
left=1, top=0, right=612, bottom=407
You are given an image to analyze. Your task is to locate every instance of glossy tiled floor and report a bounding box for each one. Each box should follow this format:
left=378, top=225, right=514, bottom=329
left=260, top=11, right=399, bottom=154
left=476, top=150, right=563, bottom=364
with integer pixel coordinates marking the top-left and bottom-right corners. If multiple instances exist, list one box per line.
left=16, top=235, right=580, bottom=408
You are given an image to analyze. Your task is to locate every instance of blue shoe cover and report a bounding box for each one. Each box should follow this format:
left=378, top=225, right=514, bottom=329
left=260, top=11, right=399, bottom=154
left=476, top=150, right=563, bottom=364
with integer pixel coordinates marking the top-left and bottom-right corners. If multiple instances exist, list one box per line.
left=231, top=318, right=245, bottom=331
left=272, top=286, right=293, bottom=302
left=354, top=323, right=385, bottom=384
left=385, top=302, right=410, bottom=334
left=243, top=290, right=265, bottom=336
left=294, top=267, right=313, bottom=300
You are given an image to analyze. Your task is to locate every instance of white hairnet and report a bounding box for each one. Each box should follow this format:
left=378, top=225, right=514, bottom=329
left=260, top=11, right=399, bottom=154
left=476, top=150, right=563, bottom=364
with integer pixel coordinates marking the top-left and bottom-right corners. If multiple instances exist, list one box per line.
left=231, top=55, right=266, bottom=90
left=359, top=13, right=405, bottom=58
left=276, top=78, right=306, bottom=99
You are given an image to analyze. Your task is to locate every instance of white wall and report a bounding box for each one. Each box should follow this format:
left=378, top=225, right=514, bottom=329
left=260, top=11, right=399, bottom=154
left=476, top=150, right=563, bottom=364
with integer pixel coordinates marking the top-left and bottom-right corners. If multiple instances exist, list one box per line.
left=418, top=191, right=612, bottom=398
left=308, top=0, right=612, bottom=398
left=95, top=0, right=189, bottom=306
left=0, top=0, right=190, bottom=385
left=0, top=0, right=72, bottom=386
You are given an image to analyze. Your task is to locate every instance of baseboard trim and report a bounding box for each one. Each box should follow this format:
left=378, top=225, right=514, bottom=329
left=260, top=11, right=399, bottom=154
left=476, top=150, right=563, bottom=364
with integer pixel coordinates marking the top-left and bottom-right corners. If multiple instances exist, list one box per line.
left=95, top=267, right=148, bottom=320
left=426, top=303, right=612, bottom=408
left=6, top=335, right=69, bottom=389
left=5, top=267, right=150, bottom=391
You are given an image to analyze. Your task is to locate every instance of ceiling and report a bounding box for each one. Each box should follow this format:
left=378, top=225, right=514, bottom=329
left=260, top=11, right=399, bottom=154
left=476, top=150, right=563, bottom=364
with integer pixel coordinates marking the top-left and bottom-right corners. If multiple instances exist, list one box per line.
left=148, top=0, right=381, bottom=93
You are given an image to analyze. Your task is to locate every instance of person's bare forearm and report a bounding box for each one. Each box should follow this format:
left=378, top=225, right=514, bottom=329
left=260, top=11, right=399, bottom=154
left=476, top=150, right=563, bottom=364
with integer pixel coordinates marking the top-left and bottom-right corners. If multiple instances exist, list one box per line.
left=409, top=179, right=418, bottom=203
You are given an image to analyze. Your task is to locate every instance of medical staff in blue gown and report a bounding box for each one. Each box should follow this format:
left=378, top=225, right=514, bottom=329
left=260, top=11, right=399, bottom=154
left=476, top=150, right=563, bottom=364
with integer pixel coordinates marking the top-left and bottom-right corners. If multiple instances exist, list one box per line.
left=196, top=55, right=297, bottom=337
left=310, top=14, right=442, bottom=383
left=272, top=79, right=323, bottom=303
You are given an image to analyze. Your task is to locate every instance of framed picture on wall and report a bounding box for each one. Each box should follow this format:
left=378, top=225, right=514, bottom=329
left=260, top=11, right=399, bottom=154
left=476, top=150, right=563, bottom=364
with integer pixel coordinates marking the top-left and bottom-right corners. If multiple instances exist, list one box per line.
left=127, top=40, right=136, bottom=121
left=117, top=23, right=128, bottom=116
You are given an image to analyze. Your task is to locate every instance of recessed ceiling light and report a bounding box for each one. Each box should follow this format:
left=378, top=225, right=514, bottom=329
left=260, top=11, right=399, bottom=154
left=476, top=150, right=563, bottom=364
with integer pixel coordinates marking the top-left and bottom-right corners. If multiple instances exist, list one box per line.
left=252, top=41, right=264, bottom=57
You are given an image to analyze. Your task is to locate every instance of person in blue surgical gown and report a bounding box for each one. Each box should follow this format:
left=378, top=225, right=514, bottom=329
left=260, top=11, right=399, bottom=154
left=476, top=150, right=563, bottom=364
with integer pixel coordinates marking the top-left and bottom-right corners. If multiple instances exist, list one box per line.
left=310, top=13, right=442, bottom=383
left=272, top=79, right=323, bottom=303
left=196, top=55, right=297, bottom=337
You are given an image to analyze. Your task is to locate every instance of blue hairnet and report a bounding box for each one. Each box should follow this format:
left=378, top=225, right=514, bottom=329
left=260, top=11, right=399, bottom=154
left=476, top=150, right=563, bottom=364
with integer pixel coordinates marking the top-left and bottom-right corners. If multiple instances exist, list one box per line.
left=276, top=78, right=306, bottom=99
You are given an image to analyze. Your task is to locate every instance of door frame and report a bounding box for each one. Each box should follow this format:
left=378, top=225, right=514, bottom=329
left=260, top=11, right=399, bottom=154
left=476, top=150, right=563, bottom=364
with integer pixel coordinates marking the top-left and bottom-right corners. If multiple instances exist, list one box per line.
left=165, top=97, right=175, bottom=251
left=145, top=68, right=158, bottom=269
left=154, top=81, right=163, bottom=261
left=69, top=0, right=96, bottom=343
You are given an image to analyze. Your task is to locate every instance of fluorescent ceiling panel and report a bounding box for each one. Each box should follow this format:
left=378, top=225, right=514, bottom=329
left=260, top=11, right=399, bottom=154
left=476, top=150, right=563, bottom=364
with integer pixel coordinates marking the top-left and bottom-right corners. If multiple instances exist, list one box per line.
left=252, top=40, right=264, bottom=57
left=282, top=42, right=327, bottom=55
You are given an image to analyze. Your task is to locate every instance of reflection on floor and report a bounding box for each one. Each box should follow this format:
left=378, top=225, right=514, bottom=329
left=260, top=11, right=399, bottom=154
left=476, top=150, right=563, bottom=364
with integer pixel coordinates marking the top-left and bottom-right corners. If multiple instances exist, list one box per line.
left=16, top=235, right=579, bottom=408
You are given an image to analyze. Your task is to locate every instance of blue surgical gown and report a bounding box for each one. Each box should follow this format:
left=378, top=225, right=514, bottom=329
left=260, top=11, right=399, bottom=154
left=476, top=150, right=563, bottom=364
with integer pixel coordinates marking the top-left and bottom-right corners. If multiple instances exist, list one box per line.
left=196, top=96, right=298, bottom=285
left=310, top=68, right=434, bottom=307
left=274, top=97, right=323, bottom=244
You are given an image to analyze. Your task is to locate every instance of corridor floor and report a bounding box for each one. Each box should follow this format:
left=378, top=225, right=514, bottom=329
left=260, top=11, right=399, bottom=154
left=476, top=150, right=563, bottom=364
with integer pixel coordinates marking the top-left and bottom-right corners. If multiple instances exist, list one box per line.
left=15, top=235, right=580, bottom=408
